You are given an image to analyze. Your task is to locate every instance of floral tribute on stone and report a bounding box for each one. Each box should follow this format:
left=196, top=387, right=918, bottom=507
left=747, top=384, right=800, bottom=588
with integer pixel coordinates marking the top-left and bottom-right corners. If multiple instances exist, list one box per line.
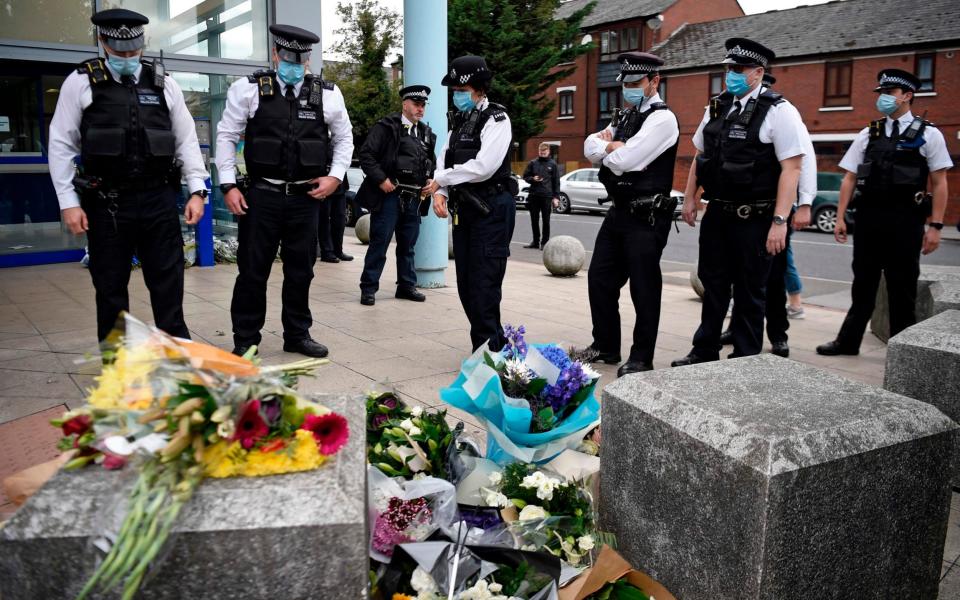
left=50, top=313, right=348, bottom=600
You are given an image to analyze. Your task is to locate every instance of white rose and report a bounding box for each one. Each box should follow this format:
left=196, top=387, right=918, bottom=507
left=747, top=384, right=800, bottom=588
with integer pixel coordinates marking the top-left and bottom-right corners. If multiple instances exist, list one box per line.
left=577, top=534, right=595, bottom=551
left=488, top=471, right=503, bottom=485
left=399, top=418, right=415, bottom=431
left=484, top=490, right=511, bottom=508
left=518, top=504, right=547, bottom=521
left=410, top=567, right=438, bottom=594
left=488, top=583, right=503, bottom=594
left=411, top=405, right=424, bottom=417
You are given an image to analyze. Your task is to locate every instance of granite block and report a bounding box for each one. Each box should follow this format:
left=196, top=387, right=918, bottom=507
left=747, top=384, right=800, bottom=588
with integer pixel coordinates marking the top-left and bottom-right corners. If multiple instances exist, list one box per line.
left=599, top=354, right=957, bottom=600
left=871, top=265, right=960, bottom=343
left=0, top=394, right=366, bottom=600
left=885, top=310, right=960, bottom=484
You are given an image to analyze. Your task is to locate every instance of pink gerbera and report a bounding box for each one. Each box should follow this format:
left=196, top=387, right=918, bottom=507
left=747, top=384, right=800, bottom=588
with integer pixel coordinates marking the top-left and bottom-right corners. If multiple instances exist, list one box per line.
left=301, top=412, right=349, bottom=456
left=233, top=399, right=269, bottom=450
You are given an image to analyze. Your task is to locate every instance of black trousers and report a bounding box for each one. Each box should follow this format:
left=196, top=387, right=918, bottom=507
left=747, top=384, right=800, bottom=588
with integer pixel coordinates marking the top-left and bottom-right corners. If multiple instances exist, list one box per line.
left=836, top=205, right=926, bottom=349
left=693, top=208, right=774, bottom=359
left=360, top=192, right=420, bottom=294
left=83, top=185, right=188, bottom=342
left=588, top=207, right=672, bottom=363
left=318, top=188, right=346, bottom=258
left=527, top=194, right=552, bottom=245
left=452, top=190, right=516, bottom=351
left=231, top=185, right=320, bottom=347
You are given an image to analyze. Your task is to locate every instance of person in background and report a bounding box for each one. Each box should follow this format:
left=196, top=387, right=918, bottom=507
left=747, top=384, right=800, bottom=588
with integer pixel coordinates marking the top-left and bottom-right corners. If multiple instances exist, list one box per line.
left=522, top=142, right=560, bottom=249
left=318, top=172, right=352, bottom=263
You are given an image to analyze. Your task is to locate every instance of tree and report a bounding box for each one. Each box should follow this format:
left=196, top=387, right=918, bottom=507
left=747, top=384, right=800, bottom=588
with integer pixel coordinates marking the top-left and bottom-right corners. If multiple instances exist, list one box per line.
left=448, top=0, right=596, bottom=156
left=324, top=0, right=403, bottom=149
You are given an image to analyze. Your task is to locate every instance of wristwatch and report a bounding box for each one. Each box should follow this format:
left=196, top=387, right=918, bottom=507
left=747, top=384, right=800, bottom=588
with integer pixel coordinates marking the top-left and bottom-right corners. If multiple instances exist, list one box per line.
left=190, top=189, right=208, bottom=199
left=773, top=214, right=787, bottom=226
left=219, top=183, right=237, bottom=195
left=929, top=222, right=944, bottom=231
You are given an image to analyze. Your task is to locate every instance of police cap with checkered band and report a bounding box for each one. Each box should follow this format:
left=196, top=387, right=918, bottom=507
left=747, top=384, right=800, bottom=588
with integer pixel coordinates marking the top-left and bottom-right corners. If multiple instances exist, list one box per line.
left=874, top=69, right=921, bottom=93
left=722, top=37, right=775, bottom=68
left=91, top=8, right=148, bottom=52
left=400, top=85, right=431, bottom=102
left=270, top=24, right=319, bottom=64
left=441, top=55, right=493, bottom=87
left=616, top=52, right=664, bottom=83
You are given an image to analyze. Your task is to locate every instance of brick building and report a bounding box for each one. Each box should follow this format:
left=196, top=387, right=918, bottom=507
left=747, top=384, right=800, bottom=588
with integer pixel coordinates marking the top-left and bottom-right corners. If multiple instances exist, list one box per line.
left=530, top=0, right=960, bottom=224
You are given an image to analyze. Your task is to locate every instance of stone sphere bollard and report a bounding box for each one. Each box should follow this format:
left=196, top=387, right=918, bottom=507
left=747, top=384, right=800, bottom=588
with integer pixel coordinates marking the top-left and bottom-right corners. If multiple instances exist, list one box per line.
left=354, top=214, right=371, bottom=244
left=690, top=261, right=704, bottom=299
left=542, top=235, right=585, bottom=277
left=449, top=223, right=455, bottom=259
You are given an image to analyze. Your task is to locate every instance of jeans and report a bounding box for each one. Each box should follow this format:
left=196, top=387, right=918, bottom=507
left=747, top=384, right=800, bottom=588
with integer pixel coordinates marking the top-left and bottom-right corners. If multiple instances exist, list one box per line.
left=784, top=243, right=802, bottom=295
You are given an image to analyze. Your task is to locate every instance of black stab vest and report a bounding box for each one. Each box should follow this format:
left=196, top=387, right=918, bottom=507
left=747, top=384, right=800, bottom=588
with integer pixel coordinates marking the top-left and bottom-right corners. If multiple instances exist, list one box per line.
left=243, top=72, right=332, bottom=181
left=856, top=118, right=930, bottom=203
left=697, top=90, right=784, bottom=202
left=444, top=102, right=513, bottom=191
left=78, top=59, right=176, bottom=181
left=598, top=103, right=678, bottom=201
left=395, top=121, right=435, bottom=186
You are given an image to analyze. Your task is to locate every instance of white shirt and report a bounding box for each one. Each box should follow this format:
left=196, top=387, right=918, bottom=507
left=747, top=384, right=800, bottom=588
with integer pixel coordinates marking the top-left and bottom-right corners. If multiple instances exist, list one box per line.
left=797, top=123, right=817, bottom=206
left=214, top=74, right=354, bottom=184
left=583, top=93, right=679, bottom=175
left=48, top=62, right=209, bottom=211
left=433, top=98, right=513, bottom=198
left=838, top=111, right=954, bottom=174
left=692, top=85, right=807, bottom=162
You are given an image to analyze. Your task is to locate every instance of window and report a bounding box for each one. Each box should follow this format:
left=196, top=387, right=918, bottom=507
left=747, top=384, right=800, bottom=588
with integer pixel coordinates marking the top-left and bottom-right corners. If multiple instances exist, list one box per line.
left=600, top=26, right=640, bottom=60
left=709, top=72, right=724, bottom=97
left=0, top=2, right=94, bottom=45
left=916, top=54, right=935, bottom=92
left=823, top=61, right=852, bottom=107
left=657, top=79, right=667, bottom=102
left=599, top=87, right=621, bottom=116
left=558, top=91, right=574, bottom=117
left=101, top=0, right=270, bottom=61
left=568, top=170, right=587, bottom=182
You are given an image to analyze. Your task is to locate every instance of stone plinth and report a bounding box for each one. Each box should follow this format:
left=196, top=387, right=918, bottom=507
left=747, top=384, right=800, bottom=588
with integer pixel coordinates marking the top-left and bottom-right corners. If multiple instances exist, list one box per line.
left=355, top=213, right=371, bottom=244
left=885, top=310, right=960, bottom=484
left=871, top=265, right=960, bottom=342
left=600, top=355, right=956, bottom=600
left=0, top=394, right=366, bottom=600
left=542, top=235, right=585, bottom=276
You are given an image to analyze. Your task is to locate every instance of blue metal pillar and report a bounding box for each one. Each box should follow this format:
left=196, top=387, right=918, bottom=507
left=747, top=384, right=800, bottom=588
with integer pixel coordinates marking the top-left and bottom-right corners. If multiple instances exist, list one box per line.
left=195, top=176, right=215, bottom=267
left=406, top=0, right=448, bottom=288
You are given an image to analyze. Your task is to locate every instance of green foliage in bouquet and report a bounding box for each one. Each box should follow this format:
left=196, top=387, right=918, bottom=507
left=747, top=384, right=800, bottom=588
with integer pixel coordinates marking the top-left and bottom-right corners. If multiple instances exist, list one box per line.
left=500, top=463, right=592, bottom=522
left=366, top=392, right=458, bottom=481
left=589, top=580, right=651, bottom=600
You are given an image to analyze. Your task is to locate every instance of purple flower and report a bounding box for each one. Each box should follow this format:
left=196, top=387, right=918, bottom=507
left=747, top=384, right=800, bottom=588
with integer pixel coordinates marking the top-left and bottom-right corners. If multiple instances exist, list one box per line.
left=542, top=360, right=591, bottom=414
left=371, top=413, right=389, bottom=429
left=259, top=397, right=282, bottom=426
left=380, top=394, right=399, bottom=410
left=503, top=324, right=528, bottom=360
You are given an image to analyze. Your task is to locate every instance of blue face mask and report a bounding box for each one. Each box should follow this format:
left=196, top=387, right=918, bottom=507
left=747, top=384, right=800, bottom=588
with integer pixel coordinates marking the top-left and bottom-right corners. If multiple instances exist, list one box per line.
left=277, top=60, right=305, bottom=86
left=622, top=85, right=648, bottom=107
left=725, top=70, right=751, bottom=97
left=107, top=54, right=140, bottom=77
left=876, top=93, right=899, bottom=115
left=453, top=90, right=477, bottom=112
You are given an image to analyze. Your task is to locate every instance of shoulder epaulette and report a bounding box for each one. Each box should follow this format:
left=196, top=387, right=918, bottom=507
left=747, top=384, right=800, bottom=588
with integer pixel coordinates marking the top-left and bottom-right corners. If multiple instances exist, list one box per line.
left=868, top=118, right=885, bottom=139
left=248, top=69, right=275, bottom=96
left=758, top=90, right=785, bottom=105
left=77, top=58, right=109, bottom=85
left=648, top=102, right=669, bottom=111
left=483, top=102, right=508, bottom=122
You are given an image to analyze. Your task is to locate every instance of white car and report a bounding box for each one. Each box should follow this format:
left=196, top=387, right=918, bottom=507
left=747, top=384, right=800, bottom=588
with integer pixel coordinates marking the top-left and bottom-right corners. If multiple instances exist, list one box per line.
left=517, top=167, right=683, bottom=216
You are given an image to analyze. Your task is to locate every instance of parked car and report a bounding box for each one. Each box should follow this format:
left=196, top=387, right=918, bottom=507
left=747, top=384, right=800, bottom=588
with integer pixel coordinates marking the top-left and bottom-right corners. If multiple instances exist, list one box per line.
left=513, top=173, right=530, bottom=208
left=810, top=172, right=855, bottom=234
left=344, top=166, right=369, bottom=227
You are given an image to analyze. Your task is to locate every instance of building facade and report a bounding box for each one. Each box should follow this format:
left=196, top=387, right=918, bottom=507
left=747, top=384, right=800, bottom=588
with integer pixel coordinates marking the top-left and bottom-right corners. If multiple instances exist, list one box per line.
left=0, top=0, right=322, bottom=267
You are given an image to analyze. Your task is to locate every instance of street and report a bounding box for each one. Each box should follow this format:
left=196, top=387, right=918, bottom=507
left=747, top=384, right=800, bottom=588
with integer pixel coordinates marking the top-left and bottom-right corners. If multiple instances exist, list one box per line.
left=510, top=209, right=960, bottom=308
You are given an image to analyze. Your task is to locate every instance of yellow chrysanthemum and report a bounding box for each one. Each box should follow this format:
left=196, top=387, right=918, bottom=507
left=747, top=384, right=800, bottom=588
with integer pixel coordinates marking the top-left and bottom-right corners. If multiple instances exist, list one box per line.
left=202, top=429, right=327, bottom=478
left=86, top=344, right=163, bottom=410
left=392, top=595, right=414, bottom=600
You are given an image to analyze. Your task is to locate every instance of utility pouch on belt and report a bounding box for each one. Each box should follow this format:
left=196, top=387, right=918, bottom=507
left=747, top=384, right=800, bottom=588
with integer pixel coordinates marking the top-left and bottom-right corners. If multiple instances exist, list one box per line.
left=454, top=186, right=492, bottom=218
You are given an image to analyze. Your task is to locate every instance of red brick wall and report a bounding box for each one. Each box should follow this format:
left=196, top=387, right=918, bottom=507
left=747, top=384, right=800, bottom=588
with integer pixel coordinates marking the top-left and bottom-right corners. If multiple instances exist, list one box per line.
left=654, top=0, right=744, bottom=43
left=664, top=50, right=960, bottom=223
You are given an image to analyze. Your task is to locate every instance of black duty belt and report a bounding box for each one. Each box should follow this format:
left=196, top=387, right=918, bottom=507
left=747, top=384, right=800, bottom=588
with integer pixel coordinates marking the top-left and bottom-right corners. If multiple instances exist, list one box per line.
left=75, top=175, right=177, bottom=195
left=251, top=178, right=316, bottom=196
left=709, top=199, right=776, bottom=219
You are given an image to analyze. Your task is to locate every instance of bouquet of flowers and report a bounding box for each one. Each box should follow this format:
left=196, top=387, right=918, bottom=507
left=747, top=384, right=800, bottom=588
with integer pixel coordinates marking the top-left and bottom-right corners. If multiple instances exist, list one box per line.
left=367, top=391, right=466, bottom=483
left=440, top=325, right=601, bottom=465
left=51, top=313, right=349, bottom=600
left=558, top=545, right=676, bottom=600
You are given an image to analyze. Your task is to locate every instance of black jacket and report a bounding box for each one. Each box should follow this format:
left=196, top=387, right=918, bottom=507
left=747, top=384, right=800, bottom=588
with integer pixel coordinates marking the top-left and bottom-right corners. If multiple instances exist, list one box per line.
left=523, top=157, right=560, bottom=198
left=356, top=113, right=437, bottom=212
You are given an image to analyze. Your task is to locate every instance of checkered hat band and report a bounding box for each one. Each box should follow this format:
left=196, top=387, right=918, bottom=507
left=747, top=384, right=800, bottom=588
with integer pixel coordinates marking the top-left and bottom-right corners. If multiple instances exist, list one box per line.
left=621, top=62, right=659, bottom=72
left=726, top=45, right=768, bottom=67
left=879, top=75, right=914, bottom=89
left=97, top=25, right=144, bottom=39
left=275, top=37, right=312, bottom=51
left=449, top=68, right=487, bottom=84
left=403, top=92, right=428, bottom=100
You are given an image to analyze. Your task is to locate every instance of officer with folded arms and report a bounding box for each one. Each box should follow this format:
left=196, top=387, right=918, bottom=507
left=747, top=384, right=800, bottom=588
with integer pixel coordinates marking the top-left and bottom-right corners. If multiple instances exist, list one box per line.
left=357, top=85, right=437, bottom=306
left=48, top=8, right=208, bottom=345
left=673, top=38, right=807, bottom=366
left=216, top=25, right=354, bottom=358
left=581, top=52, right=679, bottom=376
left=817, top=68, right=952, bottom=356
left=423, top=55, right=516, bottom=351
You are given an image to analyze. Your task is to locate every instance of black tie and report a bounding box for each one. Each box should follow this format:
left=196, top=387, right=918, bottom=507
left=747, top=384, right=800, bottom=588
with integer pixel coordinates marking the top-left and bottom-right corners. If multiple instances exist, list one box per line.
left=726, top=100, right=742, bottom=122
left=120, top=75, right=135, bottom=87
left=285, top=85, right=296, bottom=100
left=891, top=119, right=900, bottom=139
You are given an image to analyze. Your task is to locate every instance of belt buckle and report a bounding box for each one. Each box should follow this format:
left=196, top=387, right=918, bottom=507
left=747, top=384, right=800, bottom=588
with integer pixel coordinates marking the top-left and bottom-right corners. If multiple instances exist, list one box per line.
left=736, top=204, right=752, bottom=219
left=914, top=191, right=925, bottom=205
left=284, top=182, right=295, bottom=196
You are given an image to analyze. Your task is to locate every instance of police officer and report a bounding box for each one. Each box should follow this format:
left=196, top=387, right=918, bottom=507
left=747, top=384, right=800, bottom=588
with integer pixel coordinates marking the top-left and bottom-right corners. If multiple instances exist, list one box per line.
left=357, top=85, right=437, bottom=306
left=673, top=38, right=808, bottom=367
left=215, top=25, right=354, bottom=358
left=318, top=172, right=351, bottom=263
left=522, top=143, right=560, bottom=249
left=423, top=56, right=516, bottom=351
left=48, top=8, right=208, bottom=345
left=581, top=52, right=679, bottom=376
left=817, top=69, right=952, bottom=356
left=718, top=70, right=816, bottom=358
